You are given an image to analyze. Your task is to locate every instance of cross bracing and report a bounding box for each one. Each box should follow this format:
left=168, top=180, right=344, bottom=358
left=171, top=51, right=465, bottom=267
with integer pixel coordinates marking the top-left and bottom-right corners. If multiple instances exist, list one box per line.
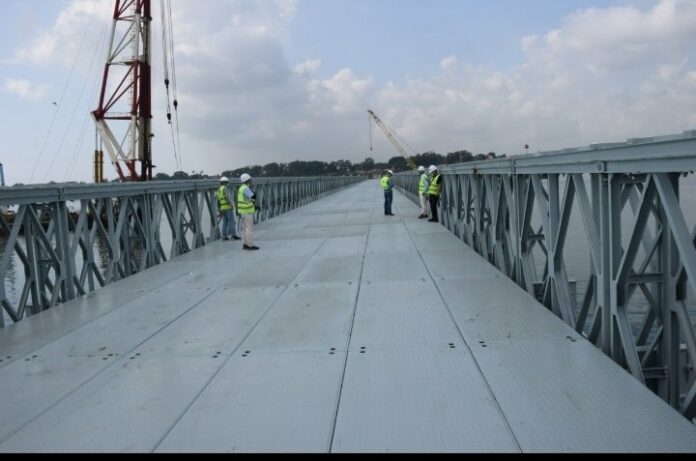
left=395, top=130, right=696, bottom=420
left=0, top=177, right=363, bottom=328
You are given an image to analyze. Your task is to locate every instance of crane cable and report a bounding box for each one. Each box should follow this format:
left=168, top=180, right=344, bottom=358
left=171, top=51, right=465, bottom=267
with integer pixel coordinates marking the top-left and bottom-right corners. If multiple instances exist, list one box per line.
left=160, top=0, right=181, bottom=171
left=29, top=0, right=98, bottom=183
left=63, top=19, right=110, bottom=181
left=166, top=0, right=183, bottom=171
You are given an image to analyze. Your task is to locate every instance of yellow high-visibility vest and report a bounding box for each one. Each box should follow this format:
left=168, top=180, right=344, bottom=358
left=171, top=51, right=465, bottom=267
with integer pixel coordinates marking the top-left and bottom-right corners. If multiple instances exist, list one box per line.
left=237, top=184, right=256, bottom=215
left=380, top=176, right=390, bottom=191
left=216, top=185, right=233, bottom=212
left=418, top=173, right=428, bottom=194
left=428, top=173, right=442, bottom=197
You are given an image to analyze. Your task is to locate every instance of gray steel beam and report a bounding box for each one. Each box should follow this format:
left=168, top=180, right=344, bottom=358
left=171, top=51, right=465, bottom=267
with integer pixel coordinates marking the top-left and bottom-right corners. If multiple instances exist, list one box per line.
left=0, top=177, right=363, bottom=329
left=393, top=129, right=696, bottom=420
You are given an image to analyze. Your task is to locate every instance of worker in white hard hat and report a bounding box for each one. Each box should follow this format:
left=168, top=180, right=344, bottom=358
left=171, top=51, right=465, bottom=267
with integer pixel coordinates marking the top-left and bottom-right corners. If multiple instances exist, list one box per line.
left=427, top=165, right=442, bottom=223
left=237, top=173, right=259, bottom=250
left=417, top=166, right=430, bottom=219
left=216, top=176, right=241, bottom=241
left=380, top=169, right=395, bottom=216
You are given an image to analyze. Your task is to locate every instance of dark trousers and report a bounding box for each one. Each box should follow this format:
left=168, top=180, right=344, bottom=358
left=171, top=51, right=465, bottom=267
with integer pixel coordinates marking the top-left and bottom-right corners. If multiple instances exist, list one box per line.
left=384, top=190, right=393, bottom=215
left=429, top=194, right=439, bottom=221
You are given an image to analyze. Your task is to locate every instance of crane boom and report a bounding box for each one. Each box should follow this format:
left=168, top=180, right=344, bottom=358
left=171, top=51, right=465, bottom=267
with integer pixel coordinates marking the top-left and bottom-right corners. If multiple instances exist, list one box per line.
left=367, top=110, right=419, bottom=171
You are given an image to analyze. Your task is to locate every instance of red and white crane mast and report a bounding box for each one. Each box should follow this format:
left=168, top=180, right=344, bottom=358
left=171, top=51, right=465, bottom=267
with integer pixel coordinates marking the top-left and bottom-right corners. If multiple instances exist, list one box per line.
left=92, top=0, right=153, bottom=182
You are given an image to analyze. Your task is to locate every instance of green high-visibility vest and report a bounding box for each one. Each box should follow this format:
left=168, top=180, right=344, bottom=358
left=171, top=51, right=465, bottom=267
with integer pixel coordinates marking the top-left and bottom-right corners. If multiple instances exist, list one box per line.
left=418, top=173, right=428, bottom=194
left=216, top=185, right=233, bottom=212
left=237, top=184, right=256, bottom=215
left=380, top=176, right=391, bottom=191
left=428, top=173, right=442, bottom=197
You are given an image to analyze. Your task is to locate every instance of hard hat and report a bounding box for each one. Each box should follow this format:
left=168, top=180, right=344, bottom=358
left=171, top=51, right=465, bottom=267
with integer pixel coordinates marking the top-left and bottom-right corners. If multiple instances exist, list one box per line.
left=418, top=166, right=425, bottom=172
left=387, top=170, right=394, bottom=175
left=220, top=176, right=229, bottom=183
left=240, top=173, right=252, bottom=183
left=429, top=165, right=438, bottom=173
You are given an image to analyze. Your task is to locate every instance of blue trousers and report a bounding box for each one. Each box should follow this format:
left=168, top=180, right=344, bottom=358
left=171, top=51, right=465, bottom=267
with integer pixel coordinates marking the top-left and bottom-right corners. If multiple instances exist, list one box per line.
left=220, top=210, right=236, bottom=238
left=384, top=190, right=393, bottom=215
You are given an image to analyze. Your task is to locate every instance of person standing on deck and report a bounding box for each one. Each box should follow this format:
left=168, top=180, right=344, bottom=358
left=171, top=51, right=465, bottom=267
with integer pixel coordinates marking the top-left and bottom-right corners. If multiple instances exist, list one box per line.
left=216, top=177, right=241, bottom=241
left=237, top=173, right=260, bottom=250
left=381, top=169, right=395, bottom=216
left=417, top=165, right=430, bottom=219
left=428, top=165, right=442, bottom=223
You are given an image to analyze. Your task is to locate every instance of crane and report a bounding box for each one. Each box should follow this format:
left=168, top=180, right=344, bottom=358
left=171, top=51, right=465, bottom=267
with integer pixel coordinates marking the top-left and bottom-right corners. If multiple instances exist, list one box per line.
left=91, top=0, right=181, bottom=182
left=367, top=110, right=419, bottom=171
left=92, top=0, right=154, bottom=182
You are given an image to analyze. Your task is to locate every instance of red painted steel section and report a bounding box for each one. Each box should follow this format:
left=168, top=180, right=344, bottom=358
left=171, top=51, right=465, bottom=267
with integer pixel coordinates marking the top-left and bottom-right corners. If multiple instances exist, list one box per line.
left=93, top=0, right=152, bottom=182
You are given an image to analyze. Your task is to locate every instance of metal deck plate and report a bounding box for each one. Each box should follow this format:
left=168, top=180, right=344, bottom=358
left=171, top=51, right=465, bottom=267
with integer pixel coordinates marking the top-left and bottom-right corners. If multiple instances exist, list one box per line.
left=0, top=286, right=213, bottom=443
left=411, top=231, right=469, bottom=251
left=366, top=235, right=418, bottom=253
left=294, top=255, right=363, bottom=284
left=349, top=279, right=461, bottom=349
left=315, top=235, right=367, bottom=257
left=242, top=282, right=358, bottom=353
left=331, top=347, right=519, bottom=453
left=421, top=249, right=502, bottom=280
left=0, top=286, right=285, bottom=453
left=155, top=352, right=346, bottom=453
left=436, top=278, right=581, bottom=342
left=361, top=251, right=430, bottom=283
left=1, top=181, right=695, bottom=453
left=468, top=340, right=696, bottom=452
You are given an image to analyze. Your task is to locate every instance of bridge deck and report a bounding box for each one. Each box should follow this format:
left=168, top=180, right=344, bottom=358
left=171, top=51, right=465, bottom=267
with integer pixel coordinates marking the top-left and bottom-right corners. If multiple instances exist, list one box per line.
left=1, top=181, right=695, bottom=453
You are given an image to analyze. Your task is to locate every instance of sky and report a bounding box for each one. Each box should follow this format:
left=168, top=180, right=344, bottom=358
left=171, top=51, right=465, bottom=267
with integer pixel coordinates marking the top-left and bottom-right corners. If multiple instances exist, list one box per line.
left=0, top=0, right=695, bottom=185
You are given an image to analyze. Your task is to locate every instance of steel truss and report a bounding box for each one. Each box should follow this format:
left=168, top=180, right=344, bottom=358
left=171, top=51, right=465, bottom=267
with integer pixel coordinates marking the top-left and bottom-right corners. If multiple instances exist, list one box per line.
left=396, top=130, right=696, bottom=420
left=0, top=176, right=362, bottom=328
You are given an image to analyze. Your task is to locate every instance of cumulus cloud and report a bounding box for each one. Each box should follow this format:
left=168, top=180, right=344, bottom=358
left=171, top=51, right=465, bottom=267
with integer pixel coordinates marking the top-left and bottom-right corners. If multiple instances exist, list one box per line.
left=7, top=0, right=111, bottom=67
left=6, top=0, right=696, bottom=180
left=372, top=0, right=696, bottom=155
left=3, top=78, right=49, bottom=102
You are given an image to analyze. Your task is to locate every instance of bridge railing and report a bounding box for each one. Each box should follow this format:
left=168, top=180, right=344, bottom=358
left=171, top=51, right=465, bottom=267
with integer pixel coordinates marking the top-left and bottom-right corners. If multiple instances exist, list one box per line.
left=0, top=176, right=363, bottom=329
left=395, top=130, right=696, bottom=420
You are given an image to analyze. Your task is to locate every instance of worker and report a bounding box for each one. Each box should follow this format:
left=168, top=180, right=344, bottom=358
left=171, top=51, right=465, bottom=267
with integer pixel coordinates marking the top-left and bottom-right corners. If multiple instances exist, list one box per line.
left=427, top=165, right=442, bottom=223
left=417, top=165, right=430, bottom=219
left=237, top=173, right=260, bottom=250
left=381, top=169, right=395, bottom=216
left=216, top=177, right=241, bottom=241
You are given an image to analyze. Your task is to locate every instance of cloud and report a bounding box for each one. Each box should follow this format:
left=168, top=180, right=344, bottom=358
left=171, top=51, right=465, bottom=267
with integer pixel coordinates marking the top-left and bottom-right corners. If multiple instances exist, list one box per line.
left=371, top=0, right=696, bottom=155
left=8, top=0, right=111, bottom=67
left=6, top=0, right=696, bottom=182
left=3, top=78, right=49, bottom=102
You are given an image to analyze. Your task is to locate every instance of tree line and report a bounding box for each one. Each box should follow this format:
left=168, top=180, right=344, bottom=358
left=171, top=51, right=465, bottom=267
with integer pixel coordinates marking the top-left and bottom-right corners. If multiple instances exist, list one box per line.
left=153, top=150, right=501, bottom=180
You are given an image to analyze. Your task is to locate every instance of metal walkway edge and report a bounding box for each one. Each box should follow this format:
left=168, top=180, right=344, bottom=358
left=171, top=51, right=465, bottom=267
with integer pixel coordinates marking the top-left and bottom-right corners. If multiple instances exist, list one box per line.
left=0, top=181, right=695, bottom=453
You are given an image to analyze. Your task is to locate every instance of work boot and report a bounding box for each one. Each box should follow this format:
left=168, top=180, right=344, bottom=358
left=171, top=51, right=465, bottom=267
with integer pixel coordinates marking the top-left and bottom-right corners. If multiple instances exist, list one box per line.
left=232, top=235, right=241, bottom=240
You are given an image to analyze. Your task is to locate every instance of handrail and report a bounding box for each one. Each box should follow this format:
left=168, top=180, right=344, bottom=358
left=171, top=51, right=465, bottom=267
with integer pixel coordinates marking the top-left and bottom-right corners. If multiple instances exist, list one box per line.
left=395, top=129, right=696, bottom=420
left=0, top=176, right=364, bottom=328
